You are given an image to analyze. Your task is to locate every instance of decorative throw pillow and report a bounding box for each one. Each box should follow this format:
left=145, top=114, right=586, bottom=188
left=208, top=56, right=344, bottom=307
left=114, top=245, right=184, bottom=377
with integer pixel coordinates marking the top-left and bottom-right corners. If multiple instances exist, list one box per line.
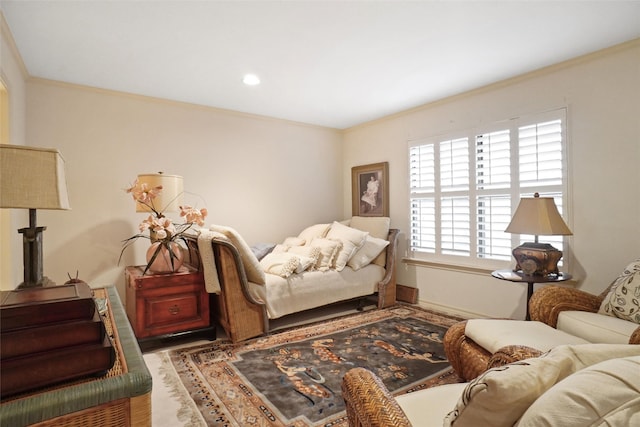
left=516, top=356, right=640, bottom=427
left=271, top=244, right=288, bottom=254
left=443, top=344, right=640, bottom=427
left=282, top=236, right=306, bottom=247
left=347, top=235, right=390, bottom=271
left=209, top=224, right=266, bottom=285
left=349, top=216, right=390, bottom=266
left=325, top=221, right=369, bottom=271
left=310, top=237, right=342, bottom=271
left=288, top=245, right=321, bottom=270
left=259, top=252, right=300, bottom=278
left=297, top=223, right=331, bottom=244
left=293, top=255, right=316, bottom=274
left=598, top=258, right=640, bottom=324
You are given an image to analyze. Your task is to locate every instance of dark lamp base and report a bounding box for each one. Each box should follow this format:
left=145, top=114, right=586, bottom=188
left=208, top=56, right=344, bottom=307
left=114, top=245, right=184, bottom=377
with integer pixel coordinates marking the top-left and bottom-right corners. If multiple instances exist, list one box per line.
left=512, top=242, right=563, bottom=276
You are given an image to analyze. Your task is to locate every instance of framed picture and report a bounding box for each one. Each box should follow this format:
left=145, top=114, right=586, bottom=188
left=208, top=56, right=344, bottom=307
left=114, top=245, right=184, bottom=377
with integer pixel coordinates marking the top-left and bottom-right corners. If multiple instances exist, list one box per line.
left=351, top=162, right=389, bottom=217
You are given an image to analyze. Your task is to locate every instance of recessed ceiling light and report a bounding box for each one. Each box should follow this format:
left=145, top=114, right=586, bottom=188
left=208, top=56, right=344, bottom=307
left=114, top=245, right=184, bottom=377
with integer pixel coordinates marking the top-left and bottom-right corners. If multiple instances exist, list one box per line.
left=243, top=74, right=260, bottom=86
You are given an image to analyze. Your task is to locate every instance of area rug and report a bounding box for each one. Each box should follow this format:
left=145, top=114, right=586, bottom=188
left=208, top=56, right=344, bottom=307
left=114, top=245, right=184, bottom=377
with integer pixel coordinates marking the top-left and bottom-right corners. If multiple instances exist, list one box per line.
left=159, top=305, right=463, bottom=426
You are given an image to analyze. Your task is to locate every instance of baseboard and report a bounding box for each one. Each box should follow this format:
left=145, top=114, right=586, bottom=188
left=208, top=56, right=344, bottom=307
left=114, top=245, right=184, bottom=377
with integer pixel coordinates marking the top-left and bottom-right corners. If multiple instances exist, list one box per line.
left=416, top=299, right=489, bottom=320
left=396, top=284, right=419, bottom=304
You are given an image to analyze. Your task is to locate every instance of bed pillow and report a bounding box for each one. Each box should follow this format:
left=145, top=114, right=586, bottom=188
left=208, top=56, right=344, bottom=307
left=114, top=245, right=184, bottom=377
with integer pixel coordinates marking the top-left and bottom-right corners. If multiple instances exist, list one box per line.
left=516, top=356, right=640, bottom=427
left=310, top=237, right=342, bottom=271
left=209, top=224, right=265, bottom=285
left=325, top=221, right=369, bottom=271
left=598, top=258, right=640, bottom=324
left=297, top=223, right=331, bottom=244
left=349, top=216, right=390, bottom=266
left=347, top=235, right=390, bottom=271
left=443, top=344, right=640, bottom=427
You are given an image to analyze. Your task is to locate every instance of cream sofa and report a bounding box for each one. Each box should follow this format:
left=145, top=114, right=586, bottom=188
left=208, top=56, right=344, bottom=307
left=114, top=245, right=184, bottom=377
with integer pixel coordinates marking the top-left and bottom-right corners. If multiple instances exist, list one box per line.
left=188, top=217, right=399, bottom=342
left=529, top=258, right=640, bottom=344
left=342, top=344, right=640, bottom=427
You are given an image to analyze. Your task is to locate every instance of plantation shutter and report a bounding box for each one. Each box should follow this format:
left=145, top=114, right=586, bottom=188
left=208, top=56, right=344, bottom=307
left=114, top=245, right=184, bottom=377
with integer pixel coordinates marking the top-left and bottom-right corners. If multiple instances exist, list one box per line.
left=408, top=108, right=567, bottom=267
left=476, top=129, right=512, bottom=260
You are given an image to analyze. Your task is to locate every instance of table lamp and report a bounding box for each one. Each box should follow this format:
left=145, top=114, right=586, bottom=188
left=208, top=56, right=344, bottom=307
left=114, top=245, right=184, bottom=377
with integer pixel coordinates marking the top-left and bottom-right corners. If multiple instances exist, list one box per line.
left=135, top=173, right=183, bottom=214
left=0, top=144, right=71, bottom=288
left=505, top=193, right=572, bottom=276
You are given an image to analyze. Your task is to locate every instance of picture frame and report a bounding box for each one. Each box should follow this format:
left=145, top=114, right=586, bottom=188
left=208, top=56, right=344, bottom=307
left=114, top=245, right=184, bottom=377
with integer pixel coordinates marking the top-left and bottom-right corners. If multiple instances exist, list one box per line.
left=351, top=162, right=389, bottom=217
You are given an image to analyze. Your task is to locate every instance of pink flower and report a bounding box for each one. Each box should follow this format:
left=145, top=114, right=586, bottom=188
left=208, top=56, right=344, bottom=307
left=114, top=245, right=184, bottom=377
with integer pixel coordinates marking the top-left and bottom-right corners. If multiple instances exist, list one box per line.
left=180, top=205, right=208, bottom=227
left=126, top=179, right=163, bottom=204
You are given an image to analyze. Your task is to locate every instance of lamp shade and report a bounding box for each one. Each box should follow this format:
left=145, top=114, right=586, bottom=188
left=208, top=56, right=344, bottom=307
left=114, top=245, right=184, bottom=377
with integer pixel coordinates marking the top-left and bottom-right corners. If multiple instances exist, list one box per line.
left=136, top=173, right=183, bottom=213
left=505, top=193, right=572, bottom=236
left=0, top=144, right=71, bottom=210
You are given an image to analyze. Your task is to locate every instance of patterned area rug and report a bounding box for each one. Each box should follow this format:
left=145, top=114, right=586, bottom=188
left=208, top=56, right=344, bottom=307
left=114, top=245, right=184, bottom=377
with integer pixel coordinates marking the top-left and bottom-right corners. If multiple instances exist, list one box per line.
left=160, top=305, right=463, bottom=426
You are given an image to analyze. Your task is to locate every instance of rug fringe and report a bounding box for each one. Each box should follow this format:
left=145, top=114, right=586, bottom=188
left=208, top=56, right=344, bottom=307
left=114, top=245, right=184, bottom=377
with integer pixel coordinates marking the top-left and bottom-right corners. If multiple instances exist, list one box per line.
left=158, top=351, right=207, bottom=427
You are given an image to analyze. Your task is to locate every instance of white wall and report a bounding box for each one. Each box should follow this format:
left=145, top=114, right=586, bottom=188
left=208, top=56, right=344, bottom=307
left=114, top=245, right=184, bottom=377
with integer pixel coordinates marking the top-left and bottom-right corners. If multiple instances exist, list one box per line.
left=23, top=81, right=343, bottom=298
left=343, top=40, right=640, bottom=319
left=0, top=13, right=28, bottom=288
left=4, top=12, right=638, bottom=319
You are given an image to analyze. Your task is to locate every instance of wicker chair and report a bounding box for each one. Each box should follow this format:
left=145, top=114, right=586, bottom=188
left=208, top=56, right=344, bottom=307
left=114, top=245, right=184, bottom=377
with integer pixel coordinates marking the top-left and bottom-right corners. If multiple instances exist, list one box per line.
left=529, top=284, right=640, bottom=344
left=341, top=367, right=468, bottom=427
left=342, top=368, right=412, bottom=427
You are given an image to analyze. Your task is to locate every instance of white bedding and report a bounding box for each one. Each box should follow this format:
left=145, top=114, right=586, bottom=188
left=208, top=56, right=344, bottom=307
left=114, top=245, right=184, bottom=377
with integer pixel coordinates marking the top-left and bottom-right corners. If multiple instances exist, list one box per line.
left=248, top=264, right=385, bottom=319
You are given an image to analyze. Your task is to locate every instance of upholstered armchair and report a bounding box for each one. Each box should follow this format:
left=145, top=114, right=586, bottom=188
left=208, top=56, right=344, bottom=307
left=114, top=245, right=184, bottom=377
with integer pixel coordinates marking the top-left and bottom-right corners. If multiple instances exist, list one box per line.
left=530, top=258, right=640, bottom=345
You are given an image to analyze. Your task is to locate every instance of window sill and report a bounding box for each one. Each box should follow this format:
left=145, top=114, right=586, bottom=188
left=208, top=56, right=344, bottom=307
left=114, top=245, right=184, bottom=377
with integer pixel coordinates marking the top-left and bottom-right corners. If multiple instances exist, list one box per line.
left=402, top=257, right=496, bottom=276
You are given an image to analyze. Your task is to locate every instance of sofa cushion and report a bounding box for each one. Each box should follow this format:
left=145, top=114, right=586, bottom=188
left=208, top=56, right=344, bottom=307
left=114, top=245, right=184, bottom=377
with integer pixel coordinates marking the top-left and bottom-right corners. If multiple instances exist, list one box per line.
left=516, top=356, right=640, bottom=427
left=396, top=383, right=467, bottom=427
left=443, top=344, right=640, bottom=427
left=465, top=319, right=589, bottom=354
left=325, top=221, right=368, bottom=271
left=347, top=235, right=390, bottom=271
left=349, top=216, right=391, bottom=266
left=557, top=310, right=638, bottom=344
left=209, top=224, right=266, bottom=285
left=598, top=258, right=640, bottom=324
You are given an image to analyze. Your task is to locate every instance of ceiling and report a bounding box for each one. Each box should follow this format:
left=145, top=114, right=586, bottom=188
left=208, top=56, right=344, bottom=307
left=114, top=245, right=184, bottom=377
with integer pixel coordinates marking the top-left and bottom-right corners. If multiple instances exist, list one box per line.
left=2, top=1, right=639, bottom=129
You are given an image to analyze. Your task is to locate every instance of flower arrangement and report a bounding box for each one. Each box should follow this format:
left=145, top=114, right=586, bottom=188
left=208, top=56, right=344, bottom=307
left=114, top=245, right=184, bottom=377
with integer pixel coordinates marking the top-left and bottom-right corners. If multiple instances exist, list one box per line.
left=120, top=178, right=207, bottom=274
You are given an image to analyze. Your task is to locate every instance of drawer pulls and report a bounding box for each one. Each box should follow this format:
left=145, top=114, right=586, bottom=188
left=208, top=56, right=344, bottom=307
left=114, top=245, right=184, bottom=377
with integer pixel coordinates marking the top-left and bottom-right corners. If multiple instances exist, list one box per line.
left=168, top=305, right=180, bottom=315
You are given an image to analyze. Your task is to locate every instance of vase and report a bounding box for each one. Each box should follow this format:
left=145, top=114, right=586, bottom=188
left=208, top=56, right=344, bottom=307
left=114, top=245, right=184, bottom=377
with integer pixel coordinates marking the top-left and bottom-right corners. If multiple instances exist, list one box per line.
left=145, top=241, right=184, bottom=274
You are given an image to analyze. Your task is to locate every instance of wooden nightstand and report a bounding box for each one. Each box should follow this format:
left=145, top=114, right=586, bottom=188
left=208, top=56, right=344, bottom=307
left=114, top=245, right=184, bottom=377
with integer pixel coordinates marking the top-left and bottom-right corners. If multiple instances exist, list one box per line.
left=125, top=265, right=215, bottom=346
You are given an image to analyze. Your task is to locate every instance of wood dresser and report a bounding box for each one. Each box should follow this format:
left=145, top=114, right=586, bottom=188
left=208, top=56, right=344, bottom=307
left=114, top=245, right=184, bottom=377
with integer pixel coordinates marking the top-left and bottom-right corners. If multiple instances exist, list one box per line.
left=125, top=265, right=215, bottom=346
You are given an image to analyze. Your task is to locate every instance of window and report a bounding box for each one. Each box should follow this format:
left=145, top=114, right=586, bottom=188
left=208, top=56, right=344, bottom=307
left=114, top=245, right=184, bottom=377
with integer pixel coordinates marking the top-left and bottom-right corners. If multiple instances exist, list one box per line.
left=409, top=109, right=568, bottom=268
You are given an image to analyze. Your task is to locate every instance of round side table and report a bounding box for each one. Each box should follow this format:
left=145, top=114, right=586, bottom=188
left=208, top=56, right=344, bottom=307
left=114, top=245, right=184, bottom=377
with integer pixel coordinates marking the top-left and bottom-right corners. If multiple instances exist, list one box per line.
left=491, top=270, right=573, bottom=320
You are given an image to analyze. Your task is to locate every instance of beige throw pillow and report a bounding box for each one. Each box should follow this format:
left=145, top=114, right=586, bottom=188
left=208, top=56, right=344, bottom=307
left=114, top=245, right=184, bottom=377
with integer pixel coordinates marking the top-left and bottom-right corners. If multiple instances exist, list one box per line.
left=347, top=235, right=390, bottom=271
left=325, top=221, right=369, bottom=271
left=443, top=344, right=640, bottom=427
left=297, top=223, right=331, bottom=243
left=516, top=356, right=640, bottom=427
left=310, top=238, right=342, bottom=271
left=598, top=258, right=640, bottom=324
left=259, top=252, right=299, bottom=278
left=349, top=216, right=390, bottom=266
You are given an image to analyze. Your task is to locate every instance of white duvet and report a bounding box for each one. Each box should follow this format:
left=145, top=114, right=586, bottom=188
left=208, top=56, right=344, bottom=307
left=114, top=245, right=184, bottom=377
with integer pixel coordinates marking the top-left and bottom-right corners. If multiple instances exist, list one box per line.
left=248, top=264, right=385, bottom=319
